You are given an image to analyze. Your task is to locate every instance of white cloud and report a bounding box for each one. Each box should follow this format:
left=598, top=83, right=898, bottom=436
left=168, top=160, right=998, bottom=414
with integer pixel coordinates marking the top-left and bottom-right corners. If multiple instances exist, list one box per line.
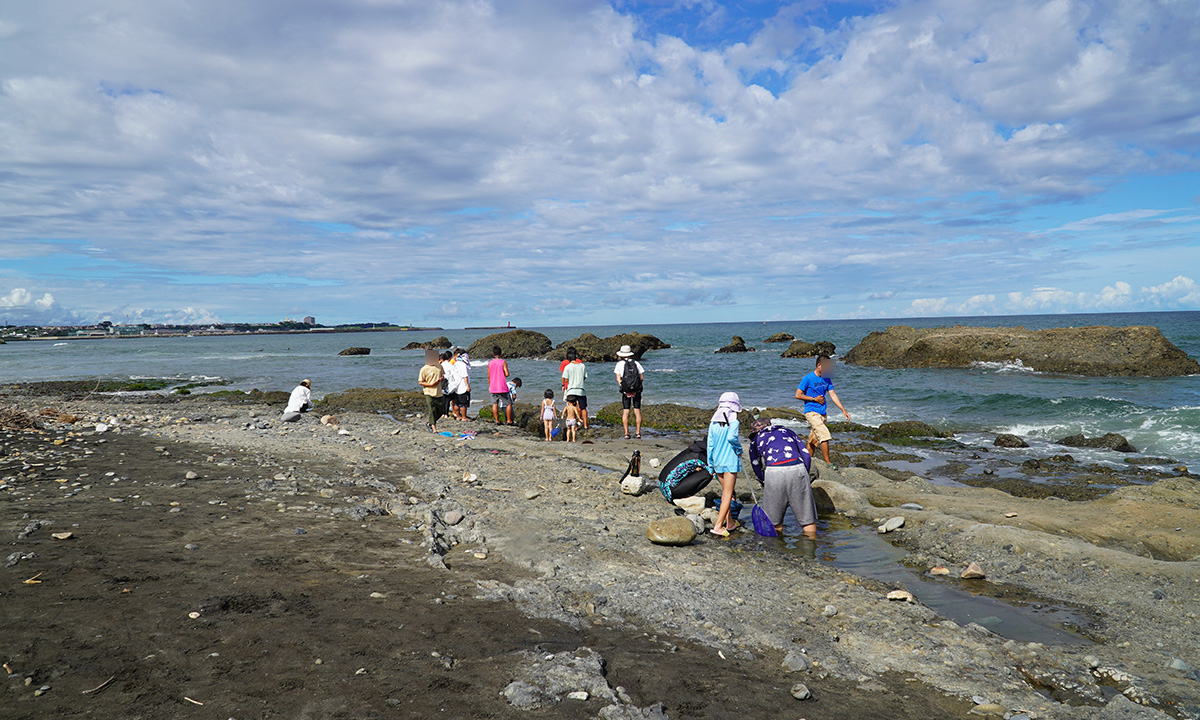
left=0, top=1, right=1197, bottom=323
left=903, top=276, right=1197, bottom=317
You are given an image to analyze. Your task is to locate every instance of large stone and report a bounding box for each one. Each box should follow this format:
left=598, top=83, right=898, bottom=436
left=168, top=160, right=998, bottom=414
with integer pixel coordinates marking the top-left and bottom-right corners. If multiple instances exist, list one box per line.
left=878, top=516, right=905, bottom=533
left=781, top=339, right=836, bottom=358
left=402, top=336, right=452, bottom=350
left=1055, top=432, right=1137, bottom=453
left=715, top=336, right=754, bottom=353
left=620, top=475, right=653, bottom=496
left=763, top=332, right=795, bottom=343
left=961, top=561, right=987, bottom=579
left=870, top=421, right=951, bottom=441
left=338, top=346, right=371, bottom=356
left=994, top=433, right=1029, bottom=448
left=545, top=332, right=670, bottom=362
left=790, top=683, right=812, bottom=700
left=843, top=324, right=1200, bottom=377
left=781, top=651, right=809, bottom=672
left=646, top=516, right=697, bottom=546
left=466, top=329, right=553, bottom=359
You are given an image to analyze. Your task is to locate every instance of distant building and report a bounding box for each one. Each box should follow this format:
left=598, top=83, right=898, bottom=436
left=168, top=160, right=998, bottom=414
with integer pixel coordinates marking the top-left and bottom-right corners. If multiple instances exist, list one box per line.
left=303, top=316, right=316, bottom=325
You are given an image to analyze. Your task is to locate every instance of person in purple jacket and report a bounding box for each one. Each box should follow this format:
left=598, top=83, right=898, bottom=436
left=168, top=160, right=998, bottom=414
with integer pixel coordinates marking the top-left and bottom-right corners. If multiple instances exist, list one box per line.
left=748, top=418, right=817, bottom=537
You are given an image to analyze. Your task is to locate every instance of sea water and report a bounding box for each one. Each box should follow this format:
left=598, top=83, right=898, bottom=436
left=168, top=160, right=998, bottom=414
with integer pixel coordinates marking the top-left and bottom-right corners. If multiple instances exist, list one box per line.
left=2, top=310, right=1197, bottom=464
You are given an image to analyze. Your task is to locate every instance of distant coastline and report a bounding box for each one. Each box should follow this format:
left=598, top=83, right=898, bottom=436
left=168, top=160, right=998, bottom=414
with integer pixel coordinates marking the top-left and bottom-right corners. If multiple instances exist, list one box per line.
left=3, top=325, right=443, bottom=342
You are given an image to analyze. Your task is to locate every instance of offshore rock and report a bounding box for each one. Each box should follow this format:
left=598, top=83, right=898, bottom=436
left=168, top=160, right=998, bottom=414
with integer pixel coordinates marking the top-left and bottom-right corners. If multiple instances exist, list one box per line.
left=844, top=325, right=1200, bottom=377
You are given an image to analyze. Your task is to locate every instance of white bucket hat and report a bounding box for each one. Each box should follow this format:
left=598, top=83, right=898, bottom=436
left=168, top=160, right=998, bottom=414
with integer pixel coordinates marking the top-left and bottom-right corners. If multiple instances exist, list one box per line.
left=616, top=345, right=635, bottom=358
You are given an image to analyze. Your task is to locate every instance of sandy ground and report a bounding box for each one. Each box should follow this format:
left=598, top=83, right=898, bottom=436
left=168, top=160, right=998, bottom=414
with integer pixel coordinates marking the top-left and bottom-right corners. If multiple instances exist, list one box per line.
left=3, top=391, right=1199, bottom=719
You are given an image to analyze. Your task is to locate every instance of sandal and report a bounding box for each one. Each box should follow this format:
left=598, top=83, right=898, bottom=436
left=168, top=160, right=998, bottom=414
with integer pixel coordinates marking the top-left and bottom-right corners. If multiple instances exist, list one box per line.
left=624, top=433, right=631, bottom=440
left=709, top=527, right=730, bottom=537
left=635, top=433, right=642, bottom=440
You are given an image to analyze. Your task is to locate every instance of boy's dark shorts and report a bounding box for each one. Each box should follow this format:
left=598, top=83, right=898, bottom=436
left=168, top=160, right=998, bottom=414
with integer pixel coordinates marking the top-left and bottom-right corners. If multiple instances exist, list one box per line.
left=567, top=394, right=587, bottom=410
left=453, top=391, right=471, bottom=408
left=621, top=392, right=642, bottom=410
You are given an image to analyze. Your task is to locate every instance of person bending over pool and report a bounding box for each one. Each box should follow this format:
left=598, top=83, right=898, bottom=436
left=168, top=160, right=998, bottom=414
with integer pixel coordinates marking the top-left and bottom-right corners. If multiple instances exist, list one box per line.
left=748, top=418, right=816, bottom=538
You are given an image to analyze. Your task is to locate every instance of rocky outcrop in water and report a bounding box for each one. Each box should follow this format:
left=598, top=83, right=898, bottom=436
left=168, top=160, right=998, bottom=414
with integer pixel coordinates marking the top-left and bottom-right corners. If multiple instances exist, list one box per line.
left=781, top=340, right=836, bottom=358
left=1056, top=432, right=1138, bottom=454
left=543, top=332, right=670, bottom=362
left=763, top=332, right=794, bottom=343
left=338, top=346, right=371, bottom=356
left=715, top=336, right=754, bottom=353
left=402, top=336, right=452, bottom=350
left=843, top=325, right=1200, bottom=377
left=466, top=330, right=552, bottom=359
left=994, top=434, right=1029, bottom=448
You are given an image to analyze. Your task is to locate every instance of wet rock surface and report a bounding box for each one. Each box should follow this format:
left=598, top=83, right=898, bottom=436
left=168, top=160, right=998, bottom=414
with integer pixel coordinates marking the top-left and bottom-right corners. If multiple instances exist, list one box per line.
left=544, top=332, right=670, bottom=362
left=337, top=346, right=371, bottom=356
left=780, top=339, right=837, bottom=358
left=715, top=335, right=755, bottom=353
left=844, top=324, right=1200, bottom=376
left=402, top=336, right=453, bottom=350
left=763, top=332, right=795, bottom=343
left=466, top=329, right=553, bottom=359
left=1056, top=432, right=1138, bottom=454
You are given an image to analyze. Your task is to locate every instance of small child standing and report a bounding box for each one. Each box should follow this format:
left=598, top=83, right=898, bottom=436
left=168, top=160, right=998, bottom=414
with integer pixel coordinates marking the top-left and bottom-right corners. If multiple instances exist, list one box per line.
left=540, top=389, right=557, bottom=441
left=563, top=397, right=581, bottom=442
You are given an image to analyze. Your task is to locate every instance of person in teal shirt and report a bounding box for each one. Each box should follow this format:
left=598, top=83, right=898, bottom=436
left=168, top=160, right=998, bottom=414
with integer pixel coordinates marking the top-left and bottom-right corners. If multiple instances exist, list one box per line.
left=707, top=392, right=743, bottom=537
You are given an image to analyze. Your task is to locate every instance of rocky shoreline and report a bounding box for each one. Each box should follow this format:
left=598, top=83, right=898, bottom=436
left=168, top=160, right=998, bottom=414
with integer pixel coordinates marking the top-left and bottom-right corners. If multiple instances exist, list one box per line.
left=3, top=387, right=1199, bottom=719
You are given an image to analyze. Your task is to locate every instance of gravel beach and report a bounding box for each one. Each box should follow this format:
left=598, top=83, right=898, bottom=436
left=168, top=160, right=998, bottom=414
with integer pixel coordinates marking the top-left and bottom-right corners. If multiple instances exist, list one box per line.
left=3, top=388, right=1198, bottom=719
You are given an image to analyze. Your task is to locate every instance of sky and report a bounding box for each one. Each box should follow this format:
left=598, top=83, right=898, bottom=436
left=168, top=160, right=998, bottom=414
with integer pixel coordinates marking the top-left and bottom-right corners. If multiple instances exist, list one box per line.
left=1, top=0, right=1198, bottom=327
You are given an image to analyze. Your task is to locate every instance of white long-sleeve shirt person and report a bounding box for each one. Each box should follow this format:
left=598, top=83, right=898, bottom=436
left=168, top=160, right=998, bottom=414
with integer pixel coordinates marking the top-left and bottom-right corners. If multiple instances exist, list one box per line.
left=282, top=380, right=313, bottom=422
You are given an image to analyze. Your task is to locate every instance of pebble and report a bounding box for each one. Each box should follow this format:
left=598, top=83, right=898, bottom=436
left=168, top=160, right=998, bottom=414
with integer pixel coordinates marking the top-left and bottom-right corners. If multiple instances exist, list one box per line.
left=169, top=507, right=181, bottom=513
left=969, top=703, right=1004, bottom=716
left=51, top=532, right=73, bottom=540
left=886, top=589, right=915, bottom=602
left=877, top=516, right=905, bottom=533
left=524, top=490, right=541, bottom=500
left=33, top=685, right=50, bottom=696
left=185, top=471, right=199, bottom=480
left=646, top=516, right=697, bottom=546
left=369, top=592, right=386, bottom=599
left=822, top=605, right=838, bottom=617
left=337, top=429, right=352, bottom=436
left=188, top=611, right=201, bottom=619
left=900, top=503, right=924, bottom=511
left=185, top=543, right=200, bottom=551
left=294, top=528, right=307, bottom=535
left=790, top=682, right=812, bottom=700
left=1167, top=657, right=1191, bottom=672
left=929, top=566, right=950, bottom=576
left=961, top=561, right=986, bottom=579
left=566, top=691, right=589, bottom=701
left=473, top=552, right=488, bottom=559
left=444, top=510, right=464, bottom=526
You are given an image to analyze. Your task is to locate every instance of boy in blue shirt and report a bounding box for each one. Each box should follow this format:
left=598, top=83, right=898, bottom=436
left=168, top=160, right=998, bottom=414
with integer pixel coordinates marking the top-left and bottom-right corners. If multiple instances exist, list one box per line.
left=795, top=355, right=850, bottom=470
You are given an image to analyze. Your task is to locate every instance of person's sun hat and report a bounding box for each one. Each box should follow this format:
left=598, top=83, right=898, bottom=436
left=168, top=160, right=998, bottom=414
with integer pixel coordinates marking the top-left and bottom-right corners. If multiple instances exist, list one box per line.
left=616, top=345, right=635, bottom=358
left=301, top=379, right=311, bottom=387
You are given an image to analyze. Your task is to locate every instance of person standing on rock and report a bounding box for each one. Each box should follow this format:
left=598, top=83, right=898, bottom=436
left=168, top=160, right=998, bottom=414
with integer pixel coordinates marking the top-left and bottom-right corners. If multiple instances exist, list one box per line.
left=796, top=355, right=850, bottom=469
left=488, top=345, right=513, bottom=425
left=561, top=348, right=589, bottom=431
left=446, top=348, right=471, bottom=421
left=614, top=345, right=644, bottom=440
left=418, top=350, right=446, bottom=432
left=748, top=418, right=816, bottom=537
left=707, top=392, right=743, bottom=537
left=281, top=379, right=313, bottom=423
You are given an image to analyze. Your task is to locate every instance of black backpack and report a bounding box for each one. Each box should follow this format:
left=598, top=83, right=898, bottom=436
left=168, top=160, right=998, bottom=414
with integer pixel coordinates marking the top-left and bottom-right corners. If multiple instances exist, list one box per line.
left=619, top=360, right=643, bottom=393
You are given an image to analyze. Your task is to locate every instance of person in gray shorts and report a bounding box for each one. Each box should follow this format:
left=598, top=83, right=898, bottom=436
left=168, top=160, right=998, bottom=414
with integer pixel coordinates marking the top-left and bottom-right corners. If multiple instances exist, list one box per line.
left=748, top=418, right=817, bottom=537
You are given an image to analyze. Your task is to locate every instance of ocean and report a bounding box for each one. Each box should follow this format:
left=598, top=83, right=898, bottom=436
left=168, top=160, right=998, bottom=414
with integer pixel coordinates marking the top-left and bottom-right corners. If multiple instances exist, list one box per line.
left=3, top=311, right=1198, bottom=466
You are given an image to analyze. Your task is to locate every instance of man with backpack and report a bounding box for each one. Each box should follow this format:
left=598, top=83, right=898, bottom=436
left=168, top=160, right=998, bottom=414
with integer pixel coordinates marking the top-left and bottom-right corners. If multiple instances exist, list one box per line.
left=613, top=345, right=644, bottom=440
